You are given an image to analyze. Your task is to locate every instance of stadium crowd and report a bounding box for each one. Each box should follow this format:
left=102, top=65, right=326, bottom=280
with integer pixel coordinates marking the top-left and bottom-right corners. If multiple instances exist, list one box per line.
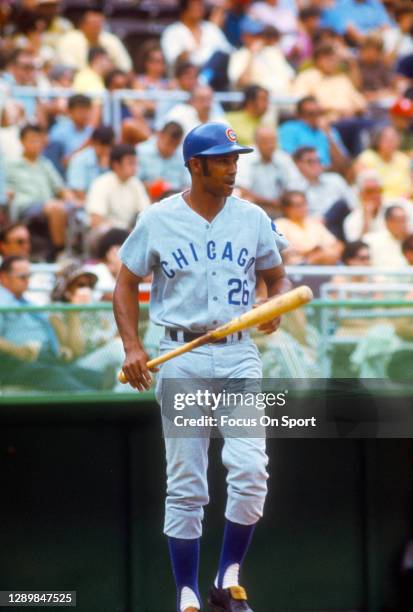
left=1, top=0, right=413, bottom=388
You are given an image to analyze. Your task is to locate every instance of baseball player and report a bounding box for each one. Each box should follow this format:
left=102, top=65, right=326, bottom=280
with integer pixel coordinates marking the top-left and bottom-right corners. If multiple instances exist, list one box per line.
left=113, top=122, right=291, bottom=612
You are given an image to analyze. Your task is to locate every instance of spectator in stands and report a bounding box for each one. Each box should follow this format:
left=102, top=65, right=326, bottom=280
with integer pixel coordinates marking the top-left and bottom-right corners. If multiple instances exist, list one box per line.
left=134, top=40, right=169, bottom=90
left=32, top=0, right=73, bottom=52
left=93, top=228, right=129, bottom=300
left=236, top=125, right=297, bottom=218
left=331, top=240, right=371, bottom=284
left=357, top=35, right=395, bottom=102
left=287, top=146, right=356, bottom=240
left=364, top=205, right=410, bottom=268
left=0, top=256, right=112, bottom=392
left=288, top=146, right=355, bottom=216
left=342, top=240, right=371, bottom=266
left=225, top=85, right=275, bottom=145
left=47, top=94, right=94, bottom=172
left=344, top=170, right=386, bottom=241
left=48, top=63, right=75, bottom=88
left=12, top=10, right=55, bottom=69
left=66, top=125, right=114, bottom=202
left=278, top=96, right=348, bottom=171
left=162, top=84, right=225, bottom=136
left=49, top=260, right=124, bottom=386
left=355, top=125, right=413, bottom=201
left=86, top=144, right=149, bottom=235
left=73, top=46, right=113, bottom=95
left=389, top=98, right=413, bottom=154
left=402, top=234, right=413, bottom=265
left=321, top=0, right=392, bottom=45
left=160, top=0, right=232, bottom=71
left=213, top=0, right=253, bottom=49
left=228, top=19, right=295, bottom=95
left=6, top=123, right=73, bottom=255
left=382, top=4, right=413, bottom=61
left=288, top=7, right=321, bottom=67
left=1, top=49, right=39, bottom=120
left=276, top=190, right=343, bottom=264
left=0, top=223, right=31, bottom=259
left=292, top=44, right=367, bottom=122
left=248, top=0, right=298, bottom=53
left=137, top=122, right=188, bottom=192
left=155, top=60, right=200, bottom=128
left=56, top=8, right=132, bottom=72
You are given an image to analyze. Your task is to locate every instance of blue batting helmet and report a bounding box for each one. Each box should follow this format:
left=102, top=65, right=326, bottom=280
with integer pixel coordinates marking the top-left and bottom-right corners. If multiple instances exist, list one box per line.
left=183, top=122, right=253, bottom=164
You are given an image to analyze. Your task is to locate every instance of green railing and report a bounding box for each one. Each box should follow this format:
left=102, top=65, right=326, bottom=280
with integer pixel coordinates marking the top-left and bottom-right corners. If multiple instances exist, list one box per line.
left=0, top=299, right=412, bottom=403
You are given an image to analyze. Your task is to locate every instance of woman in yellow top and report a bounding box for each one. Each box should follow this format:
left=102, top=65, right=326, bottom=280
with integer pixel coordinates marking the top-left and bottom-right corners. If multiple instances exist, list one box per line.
left=355, top=125, right=413, bottom=200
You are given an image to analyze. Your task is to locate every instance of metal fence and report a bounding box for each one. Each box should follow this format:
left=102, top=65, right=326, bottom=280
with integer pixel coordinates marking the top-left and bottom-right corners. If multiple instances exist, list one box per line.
left=0, top=297, right=412, bottom=402
left=3, top=84, right=297, bottom=135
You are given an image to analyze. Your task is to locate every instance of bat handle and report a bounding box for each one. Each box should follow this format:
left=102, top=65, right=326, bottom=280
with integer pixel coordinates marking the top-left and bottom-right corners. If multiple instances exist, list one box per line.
left=118, top=356, right=158, bottom=384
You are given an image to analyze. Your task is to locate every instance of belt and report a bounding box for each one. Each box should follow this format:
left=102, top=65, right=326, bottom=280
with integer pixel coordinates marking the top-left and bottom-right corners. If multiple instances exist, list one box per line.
left=165, top=328, right=244, bottom=344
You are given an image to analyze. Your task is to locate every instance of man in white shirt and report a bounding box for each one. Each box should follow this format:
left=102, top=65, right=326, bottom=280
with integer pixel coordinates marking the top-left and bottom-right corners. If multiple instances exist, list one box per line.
left=86, top=144, right=149, bottom=233
left=228, top=20, right=295, bottom=95
left=236, top=125, right=298, bottom=218
left=161, top=0, right=232, bottom=69
left=364, top=205, right=410, bottom=268
left=57, top=9, right=132, bottom=72
left=344, top=170, right=386, bottom=241
left=287, top=147, right=356, bottom=215
left=161, top=85, right=226, bottom=136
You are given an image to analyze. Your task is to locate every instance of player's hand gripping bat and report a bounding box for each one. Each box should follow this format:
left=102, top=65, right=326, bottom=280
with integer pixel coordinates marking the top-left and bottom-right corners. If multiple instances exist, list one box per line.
left=118, top=285, right=313, bottom=383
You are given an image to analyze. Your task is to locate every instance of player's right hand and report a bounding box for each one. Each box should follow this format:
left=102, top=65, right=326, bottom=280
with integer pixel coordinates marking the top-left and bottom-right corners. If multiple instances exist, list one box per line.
left=122, top=345, right=153, bottom=392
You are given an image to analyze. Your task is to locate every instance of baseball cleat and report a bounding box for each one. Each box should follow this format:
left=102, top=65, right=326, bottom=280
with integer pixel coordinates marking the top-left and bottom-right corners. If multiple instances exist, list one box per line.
left=207, top=585, right=253, bottom=611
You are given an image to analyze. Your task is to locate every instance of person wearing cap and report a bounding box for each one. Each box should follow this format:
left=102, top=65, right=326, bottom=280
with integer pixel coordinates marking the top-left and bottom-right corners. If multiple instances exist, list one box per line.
left=49, top=260, right=125, bottom=386
left=389, top=98, right=413, bottom=153
left=114, top=122, right=291, bottom=612
left=227, top=19, right=295, bottom=95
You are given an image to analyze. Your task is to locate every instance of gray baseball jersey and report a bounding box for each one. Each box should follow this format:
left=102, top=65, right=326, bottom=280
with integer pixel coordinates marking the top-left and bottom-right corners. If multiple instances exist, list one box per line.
left=119, top=192, right=287, bottom=331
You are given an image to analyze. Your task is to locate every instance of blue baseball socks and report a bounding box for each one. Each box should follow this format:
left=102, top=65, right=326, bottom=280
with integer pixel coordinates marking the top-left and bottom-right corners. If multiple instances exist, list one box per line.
left=215, top=520, right=256, bottom=589
left=168, top=536, right=201, bottom=612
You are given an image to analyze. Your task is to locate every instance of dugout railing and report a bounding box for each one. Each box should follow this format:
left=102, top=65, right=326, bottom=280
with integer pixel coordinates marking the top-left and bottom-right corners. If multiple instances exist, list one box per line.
left=0, top=296, right=412, bottom=403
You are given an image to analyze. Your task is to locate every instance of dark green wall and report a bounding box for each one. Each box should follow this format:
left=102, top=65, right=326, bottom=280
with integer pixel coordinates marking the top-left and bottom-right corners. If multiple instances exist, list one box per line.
left=1, top=403, right=412, bottom=612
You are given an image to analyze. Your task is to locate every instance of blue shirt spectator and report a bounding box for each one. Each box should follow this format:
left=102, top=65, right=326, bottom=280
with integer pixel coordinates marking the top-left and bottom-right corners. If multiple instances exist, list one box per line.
left=1, top=50, right=38, bottom=120
left=137, top=122, right=188, bottom=191
left=321, top=0, right=392, bottom=36
left=279, top=96, right=347, bottom=168
left=0, top=279, right=59, bottom=357
left=46, top=94, right=94, bottom=174
left=66, top=125, right=114, bottom=198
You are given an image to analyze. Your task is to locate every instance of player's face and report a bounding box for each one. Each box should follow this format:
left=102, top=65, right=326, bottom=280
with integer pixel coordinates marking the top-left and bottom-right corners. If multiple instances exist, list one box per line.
left=198, top=154, right=239, bottom=197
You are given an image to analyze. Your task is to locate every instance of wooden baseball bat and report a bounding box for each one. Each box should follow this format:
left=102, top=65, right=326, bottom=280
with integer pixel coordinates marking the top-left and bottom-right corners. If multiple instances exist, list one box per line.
left=118, top=285, right=313, bottom=383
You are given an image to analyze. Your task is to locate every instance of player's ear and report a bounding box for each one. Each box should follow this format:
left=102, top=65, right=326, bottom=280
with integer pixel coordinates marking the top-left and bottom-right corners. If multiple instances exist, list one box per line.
left=190, top=158, right=202, bottom=176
